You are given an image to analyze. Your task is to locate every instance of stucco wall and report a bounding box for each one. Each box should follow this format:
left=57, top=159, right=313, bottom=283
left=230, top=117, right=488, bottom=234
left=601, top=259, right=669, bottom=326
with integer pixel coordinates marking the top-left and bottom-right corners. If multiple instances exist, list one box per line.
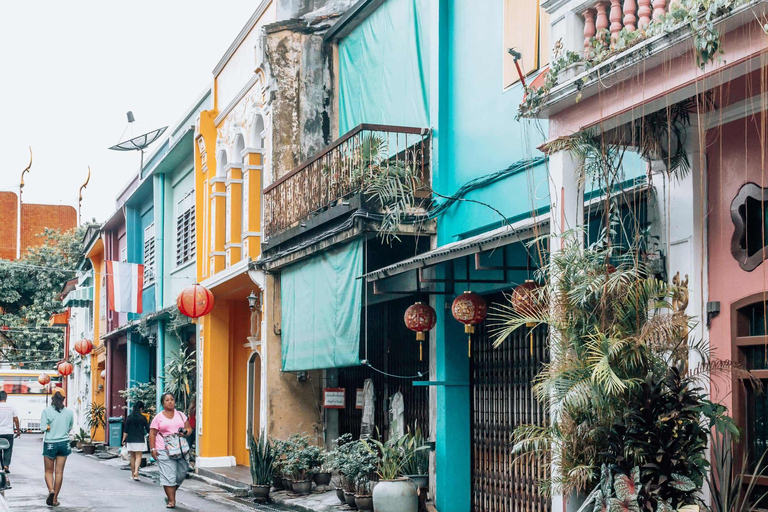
left=707, top=112, right=768, bottom=411
left=266, top=25, right=335, bottom=181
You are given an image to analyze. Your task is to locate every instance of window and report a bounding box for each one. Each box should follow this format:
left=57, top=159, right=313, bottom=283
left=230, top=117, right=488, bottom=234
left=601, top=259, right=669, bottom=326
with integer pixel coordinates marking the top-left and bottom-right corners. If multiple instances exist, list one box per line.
left=731, top=183, right=768, bottom=271
left=176, top=192, right=196, bottom=267
left=144, top=223, right=156, bottom=284
left=503, top=0, right=550, bottom=88
left=735, top=298, right=768, bottom=470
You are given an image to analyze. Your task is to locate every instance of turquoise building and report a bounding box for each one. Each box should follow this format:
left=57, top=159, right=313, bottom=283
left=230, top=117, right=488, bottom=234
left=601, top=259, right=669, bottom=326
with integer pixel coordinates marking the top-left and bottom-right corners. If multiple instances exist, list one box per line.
left=112, top=90, right=211, bottom=410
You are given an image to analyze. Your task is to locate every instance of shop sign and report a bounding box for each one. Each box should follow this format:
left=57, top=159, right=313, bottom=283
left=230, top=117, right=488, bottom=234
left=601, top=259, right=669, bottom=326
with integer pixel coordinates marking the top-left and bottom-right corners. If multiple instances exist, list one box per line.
left=355, top=388, right=364, bottom=409
left=323, top=388, right=345, bottom=409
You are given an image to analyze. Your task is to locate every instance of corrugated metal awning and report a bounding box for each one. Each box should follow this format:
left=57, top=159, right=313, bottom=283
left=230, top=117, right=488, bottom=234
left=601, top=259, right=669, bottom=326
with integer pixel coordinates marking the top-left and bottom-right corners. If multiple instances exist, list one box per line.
left=62, top=286, right=93, bottom=308
left=361, top=214, right=550, bottom=282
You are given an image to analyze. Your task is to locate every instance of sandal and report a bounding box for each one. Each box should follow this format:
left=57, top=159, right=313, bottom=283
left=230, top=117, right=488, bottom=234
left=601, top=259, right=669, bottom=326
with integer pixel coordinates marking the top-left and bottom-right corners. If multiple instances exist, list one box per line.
left=166, top=504, right=175, bottom=509
left=46, top=492, right=54, bottom=506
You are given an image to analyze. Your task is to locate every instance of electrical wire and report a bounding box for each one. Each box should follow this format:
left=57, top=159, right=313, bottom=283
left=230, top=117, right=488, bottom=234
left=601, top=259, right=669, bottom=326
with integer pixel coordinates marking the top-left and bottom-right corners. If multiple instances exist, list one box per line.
left=0, top=261, right=194, bottom=280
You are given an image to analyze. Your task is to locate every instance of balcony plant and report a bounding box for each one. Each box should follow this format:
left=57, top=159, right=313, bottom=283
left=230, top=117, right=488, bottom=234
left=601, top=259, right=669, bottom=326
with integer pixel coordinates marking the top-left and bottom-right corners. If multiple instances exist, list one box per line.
left=490, top=228, right=751, bottom=509
left=365, top=434, right=418, bottom=512
left=248, top=432, right=275, bottom=499
left=84, top=401, right=106, bottom=455
left=401, top=426, right=430, bottom=489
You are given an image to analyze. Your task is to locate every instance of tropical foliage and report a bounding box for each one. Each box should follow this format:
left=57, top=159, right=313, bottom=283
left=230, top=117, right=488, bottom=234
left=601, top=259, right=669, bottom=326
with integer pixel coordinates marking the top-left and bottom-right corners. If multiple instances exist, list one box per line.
left=489, top=228, right=748, bottom=503
left=118, top=380, right=157, bottom=416
left=85, top=401, right=107, bottom=444
left=249, top=432, right=275, bottom=486
left=164, top=349, right=195, bottom=412
left=0, top=227, right=83, bottom=367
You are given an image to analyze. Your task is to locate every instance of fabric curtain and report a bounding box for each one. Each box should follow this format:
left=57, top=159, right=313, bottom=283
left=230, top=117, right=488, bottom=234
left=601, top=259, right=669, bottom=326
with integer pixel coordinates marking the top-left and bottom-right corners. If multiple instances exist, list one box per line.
left=338, top=0, right=430, bottom=134
left=281, top=239, right=363, bottom=371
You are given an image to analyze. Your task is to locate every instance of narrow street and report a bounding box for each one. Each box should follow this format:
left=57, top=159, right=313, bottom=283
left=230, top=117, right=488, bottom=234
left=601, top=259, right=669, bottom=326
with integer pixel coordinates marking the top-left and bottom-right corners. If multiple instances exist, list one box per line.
left=2, top=434, right=268, bottom=511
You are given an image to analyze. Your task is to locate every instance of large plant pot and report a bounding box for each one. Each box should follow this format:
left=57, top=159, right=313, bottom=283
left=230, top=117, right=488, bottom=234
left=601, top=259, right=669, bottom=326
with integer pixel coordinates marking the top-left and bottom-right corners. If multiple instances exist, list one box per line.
left=282, top=478, right=291, bottom=491
left=335, top=487, right=346, bottom=504
left=76, top=442, right=83, bottom=450
left=372, top=479, right=417, bottom=512
left=355, top=495, right=373, bottom=511
left=313, top=472, right=332, bottom=486
left=272, top=476, right=283, bottom=490
left=251, top=484, right=270, bottom=499
left=292, top=479, right=312, bottom=496
left=405, top=475, right=428, bottom=489
left=344, top=491, right=358, bottom=508
left=82, top=444, right=97, bottom=455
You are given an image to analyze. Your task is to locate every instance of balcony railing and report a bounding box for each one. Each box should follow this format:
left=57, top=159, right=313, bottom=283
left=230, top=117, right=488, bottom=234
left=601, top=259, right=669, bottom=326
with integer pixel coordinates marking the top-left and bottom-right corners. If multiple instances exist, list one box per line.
left=263, top=124, right=431, bottom=239
left=581, top=0, right=673, bottom=54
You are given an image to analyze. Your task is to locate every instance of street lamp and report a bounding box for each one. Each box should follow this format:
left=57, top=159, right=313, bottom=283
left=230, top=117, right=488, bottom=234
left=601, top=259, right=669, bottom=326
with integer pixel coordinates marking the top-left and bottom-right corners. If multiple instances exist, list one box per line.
left=247, top=291, right=259, bottom=311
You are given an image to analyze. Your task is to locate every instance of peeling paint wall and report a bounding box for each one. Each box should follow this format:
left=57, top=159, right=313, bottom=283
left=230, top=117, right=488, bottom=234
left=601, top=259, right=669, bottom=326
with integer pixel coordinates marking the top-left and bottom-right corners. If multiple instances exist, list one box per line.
left=276, top=0, right=357, bottom=21
left=265, top=23, right=336, bottom=181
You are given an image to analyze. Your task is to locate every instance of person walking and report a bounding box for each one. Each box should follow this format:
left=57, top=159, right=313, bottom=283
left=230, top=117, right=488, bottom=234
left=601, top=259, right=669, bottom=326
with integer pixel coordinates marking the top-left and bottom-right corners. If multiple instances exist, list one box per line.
left=41, top=388, right=73, bottom=507
left=0, top=391, right=20, bottom=474
left=149, top=393, right=191, bottom=509
left=122, top=401, right=149, bottom=481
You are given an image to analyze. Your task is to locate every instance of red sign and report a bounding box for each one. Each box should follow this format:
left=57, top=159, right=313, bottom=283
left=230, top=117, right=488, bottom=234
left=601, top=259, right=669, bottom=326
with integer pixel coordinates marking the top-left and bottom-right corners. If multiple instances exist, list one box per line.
left=323, top=388, right=346, bottom=409
left=356, top=388, right=365, bottom=410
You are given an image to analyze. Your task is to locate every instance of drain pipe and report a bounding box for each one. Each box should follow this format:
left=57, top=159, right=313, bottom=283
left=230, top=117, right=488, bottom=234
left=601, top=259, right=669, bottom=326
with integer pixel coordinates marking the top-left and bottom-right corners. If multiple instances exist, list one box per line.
left=153, top=173, right=166, bottom=409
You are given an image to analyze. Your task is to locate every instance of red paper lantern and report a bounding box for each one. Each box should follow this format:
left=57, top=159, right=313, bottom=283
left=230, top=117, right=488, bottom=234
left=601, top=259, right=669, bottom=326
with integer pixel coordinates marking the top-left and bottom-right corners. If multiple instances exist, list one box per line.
left=404, top=302, right=436, bottom=361
left=57, top=360, right=73, bottom=377
left=452, top=291, right=488, bottom=357
left=74, top=338, right=93, bottom=356
left=177, top=284, right=214, bottom=319
left=510, top=280, right=543, bottom=327
left=38, top=373, right=51, bottom=386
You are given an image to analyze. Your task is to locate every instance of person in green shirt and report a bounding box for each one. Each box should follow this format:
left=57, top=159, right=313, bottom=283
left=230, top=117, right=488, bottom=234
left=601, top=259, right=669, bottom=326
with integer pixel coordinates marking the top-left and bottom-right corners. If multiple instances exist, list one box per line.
left=41, top=389, right=73, bottom=507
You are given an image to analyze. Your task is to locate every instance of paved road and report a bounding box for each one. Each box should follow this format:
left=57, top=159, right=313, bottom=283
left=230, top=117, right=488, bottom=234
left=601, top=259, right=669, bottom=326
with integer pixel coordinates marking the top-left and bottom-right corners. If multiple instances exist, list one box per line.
left=1, top=434, right=259, bottom=511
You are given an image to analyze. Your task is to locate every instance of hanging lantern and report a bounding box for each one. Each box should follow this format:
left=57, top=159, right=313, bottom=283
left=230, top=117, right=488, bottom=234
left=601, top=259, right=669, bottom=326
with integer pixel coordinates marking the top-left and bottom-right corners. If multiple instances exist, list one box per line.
left=177, top=284, right=214, bottom=319
left=57, top=360, right=73, bottom=377
left=510, top=280, right=543, bottom=328
left=74, top=338, right=93, bottom=356
left=511, top=280, right=544, bottom=355
left=404, top=302, right=436, bottom=361
left=38, top=373, right=51, bottom=386
left=451, top=291, right=487, bottom=357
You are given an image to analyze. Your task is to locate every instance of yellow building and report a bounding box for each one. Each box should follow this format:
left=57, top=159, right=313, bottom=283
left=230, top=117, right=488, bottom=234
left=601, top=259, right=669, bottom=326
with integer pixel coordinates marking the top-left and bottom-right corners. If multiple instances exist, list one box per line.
left=194, top=2, right=321, bottom=470
left=84, top=230, right=106, bottom=442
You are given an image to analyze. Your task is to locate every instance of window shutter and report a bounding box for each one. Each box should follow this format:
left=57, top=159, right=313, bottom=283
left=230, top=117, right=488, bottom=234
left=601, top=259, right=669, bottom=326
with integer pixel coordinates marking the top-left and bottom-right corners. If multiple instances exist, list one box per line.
left=503, top=0, right=542, bottom=88
left=540, top=3, right=550, bottom=68
left=176, top=192, right=196, bottom=267
left=144, top=223, right=156, bottom=284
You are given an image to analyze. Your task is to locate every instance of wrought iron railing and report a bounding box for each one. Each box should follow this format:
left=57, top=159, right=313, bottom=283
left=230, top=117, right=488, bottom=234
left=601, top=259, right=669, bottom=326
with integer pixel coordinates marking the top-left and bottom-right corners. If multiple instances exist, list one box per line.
left=263, top=124, right=431, bottom=239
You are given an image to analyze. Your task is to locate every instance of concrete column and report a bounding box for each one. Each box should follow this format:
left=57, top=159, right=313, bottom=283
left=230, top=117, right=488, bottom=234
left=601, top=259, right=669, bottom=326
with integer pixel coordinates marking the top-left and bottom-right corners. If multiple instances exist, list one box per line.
left=225, top=164, right=243, bottom=266
left=547, top=148, right=584, bottom=512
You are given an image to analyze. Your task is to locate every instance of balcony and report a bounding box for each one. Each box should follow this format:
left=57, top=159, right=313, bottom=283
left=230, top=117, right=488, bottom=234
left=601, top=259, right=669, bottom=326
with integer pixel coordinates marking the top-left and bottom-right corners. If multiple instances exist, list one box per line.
left=535, top=0, right=767, bottom=123
left=263, top=124, right=431, bottom=239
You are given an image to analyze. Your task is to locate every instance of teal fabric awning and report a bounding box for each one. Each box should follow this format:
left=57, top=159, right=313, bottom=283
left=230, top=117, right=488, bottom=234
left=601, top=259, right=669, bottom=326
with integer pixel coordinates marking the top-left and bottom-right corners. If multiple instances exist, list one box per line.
left=62, top=286, right=93, bottom=308
left=281, top=239, right=363, bottom=372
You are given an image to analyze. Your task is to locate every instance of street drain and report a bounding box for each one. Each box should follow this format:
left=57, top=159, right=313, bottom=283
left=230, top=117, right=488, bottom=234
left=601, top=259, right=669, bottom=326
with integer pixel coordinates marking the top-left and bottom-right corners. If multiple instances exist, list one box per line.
left=229, top=496, right=294, bottom=511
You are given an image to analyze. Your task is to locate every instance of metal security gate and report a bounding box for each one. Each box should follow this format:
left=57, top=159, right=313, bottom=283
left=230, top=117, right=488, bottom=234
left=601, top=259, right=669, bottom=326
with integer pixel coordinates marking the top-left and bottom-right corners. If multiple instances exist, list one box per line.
left=471, top=294, right=550, bottom=512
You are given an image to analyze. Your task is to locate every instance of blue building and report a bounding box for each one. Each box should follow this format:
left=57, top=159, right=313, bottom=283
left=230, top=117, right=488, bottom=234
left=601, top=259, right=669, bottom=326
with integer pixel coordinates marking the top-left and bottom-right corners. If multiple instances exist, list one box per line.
left=104, top=90, right=210, bottom=413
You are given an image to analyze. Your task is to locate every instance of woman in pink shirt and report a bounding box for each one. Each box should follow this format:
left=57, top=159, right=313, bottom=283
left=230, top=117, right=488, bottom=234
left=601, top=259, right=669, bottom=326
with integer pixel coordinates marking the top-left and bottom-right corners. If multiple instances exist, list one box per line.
left=148, top=393, right=191, bottom=509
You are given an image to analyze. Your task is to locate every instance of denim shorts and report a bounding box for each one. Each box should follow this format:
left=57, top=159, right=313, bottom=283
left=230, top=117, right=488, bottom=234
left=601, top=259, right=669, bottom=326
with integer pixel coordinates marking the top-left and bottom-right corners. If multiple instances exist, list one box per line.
left=43, top=440, right=71, bottom=459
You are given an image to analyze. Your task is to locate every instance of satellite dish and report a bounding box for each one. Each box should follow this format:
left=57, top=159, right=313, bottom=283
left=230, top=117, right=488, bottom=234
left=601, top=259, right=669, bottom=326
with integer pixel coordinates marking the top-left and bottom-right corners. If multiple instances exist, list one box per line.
left=108, top=111, right=168, bottom=168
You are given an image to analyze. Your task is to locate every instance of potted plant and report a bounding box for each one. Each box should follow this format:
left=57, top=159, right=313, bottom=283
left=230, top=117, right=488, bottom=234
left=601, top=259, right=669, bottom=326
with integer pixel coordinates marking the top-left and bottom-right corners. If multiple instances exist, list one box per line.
left=73, top=428, right=89, bottom=450
left=312, top=450, right=332, bottom=487
left=270, top=437, right=286, bottom=490
left=83, top=401, right=106, bottom=455
left=281, top=433, right=318, bottom=495
left=249, top=432, right=275, bottom=499
left=365, top=435, right=418, bottom=512
left=338, top=438, right=377, bottom=510
left=402, top=426, right=430, bottom=489
left=327, top=434, right=353, bottom=503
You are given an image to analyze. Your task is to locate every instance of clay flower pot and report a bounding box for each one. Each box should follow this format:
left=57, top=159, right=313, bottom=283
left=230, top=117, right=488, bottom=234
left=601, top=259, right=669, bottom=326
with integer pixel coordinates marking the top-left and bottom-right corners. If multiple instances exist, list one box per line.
left=251, top=484, right=270, bottom=499
left=292, top=479, right=312, bottom=496
left=372, top=478, right=417, bottom=512
left=313, top=472, right=332, bottom=486
left=344, top=491, right=358, bottom=508
left=335, top=487, right=346, bottom=504
left=272, top=476, right=283, bottom=490
left=355, top=494, right=373, bottom=511
left=82, top=444, right=97, bottom=455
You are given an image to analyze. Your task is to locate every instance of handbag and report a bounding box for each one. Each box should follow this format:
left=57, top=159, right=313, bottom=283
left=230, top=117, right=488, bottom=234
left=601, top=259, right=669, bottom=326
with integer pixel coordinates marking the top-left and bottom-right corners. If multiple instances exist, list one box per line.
left=160, top=411, right=189, bottom=460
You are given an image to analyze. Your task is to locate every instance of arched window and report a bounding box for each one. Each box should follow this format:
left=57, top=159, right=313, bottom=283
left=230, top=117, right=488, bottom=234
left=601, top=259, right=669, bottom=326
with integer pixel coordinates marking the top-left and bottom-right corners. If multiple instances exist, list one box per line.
left=234, top=134, right=245, bottom=165
left=216, top=150, right=228, bottom=178
left=251, top=115, right=265, bottom=150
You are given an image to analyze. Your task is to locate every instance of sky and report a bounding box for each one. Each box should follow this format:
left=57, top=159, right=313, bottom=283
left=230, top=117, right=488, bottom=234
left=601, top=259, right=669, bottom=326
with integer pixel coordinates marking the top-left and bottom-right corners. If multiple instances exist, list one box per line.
left=0, top=1, right=258, bottom=224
